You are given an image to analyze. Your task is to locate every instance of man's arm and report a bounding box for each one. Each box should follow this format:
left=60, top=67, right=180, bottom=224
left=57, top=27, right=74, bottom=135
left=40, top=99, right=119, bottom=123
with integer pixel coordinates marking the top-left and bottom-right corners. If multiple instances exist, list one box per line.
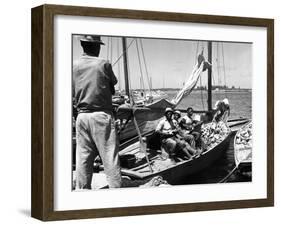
left=156, top=120, right=174, bottom=138
left=179, top=118, right=193, bottom=130
left=192, top=115, right=203, bottom=127
left=155, top=120, right=164, bottom=133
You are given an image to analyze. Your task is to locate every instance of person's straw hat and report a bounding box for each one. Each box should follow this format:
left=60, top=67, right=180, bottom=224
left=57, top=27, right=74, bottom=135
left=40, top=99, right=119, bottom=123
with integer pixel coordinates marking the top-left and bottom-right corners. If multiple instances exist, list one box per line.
left=80, top=35, right=105, bottom=45
left=165, top=107, right=173, bottom=114
left=174, top=110, right=181, bottom=117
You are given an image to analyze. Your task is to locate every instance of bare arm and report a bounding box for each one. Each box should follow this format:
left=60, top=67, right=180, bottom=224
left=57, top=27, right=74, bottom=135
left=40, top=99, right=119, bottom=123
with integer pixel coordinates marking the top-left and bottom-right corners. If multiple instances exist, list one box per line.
left=155, top=121, right=173, bottom=138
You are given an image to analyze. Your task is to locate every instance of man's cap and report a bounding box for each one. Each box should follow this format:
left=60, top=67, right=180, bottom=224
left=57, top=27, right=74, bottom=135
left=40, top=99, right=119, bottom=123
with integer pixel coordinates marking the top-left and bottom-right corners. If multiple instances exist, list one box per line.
left=80, top=35, right=105, bottom=45
left=174, top=110, right=181, bottom=116
left=165, top=107, right=174, bottom=114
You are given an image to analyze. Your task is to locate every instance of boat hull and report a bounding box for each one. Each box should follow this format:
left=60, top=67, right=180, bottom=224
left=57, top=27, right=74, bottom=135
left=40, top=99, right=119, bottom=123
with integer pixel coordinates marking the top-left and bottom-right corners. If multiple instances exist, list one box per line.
left=119, top=129, right=232, bottom=185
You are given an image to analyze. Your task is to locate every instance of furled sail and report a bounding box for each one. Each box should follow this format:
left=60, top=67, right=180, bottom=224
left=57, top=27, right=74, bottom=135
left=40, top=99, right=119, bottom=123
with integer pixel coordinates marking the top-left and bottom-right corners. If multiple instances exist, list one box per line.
left=117, top=99, right=174, bottom=122
left=171, top=61, right=204, bottom=105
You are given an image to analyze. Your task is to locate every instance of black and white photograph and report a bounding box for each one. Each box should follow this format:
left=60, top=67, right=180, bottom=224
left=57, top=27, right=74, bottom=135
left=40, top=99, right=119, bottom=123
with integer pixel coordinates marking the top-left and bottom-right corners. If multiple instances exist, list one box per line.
left=72, top=34, right=252, bottom=190
left=28, top=2, right=274, bottom=221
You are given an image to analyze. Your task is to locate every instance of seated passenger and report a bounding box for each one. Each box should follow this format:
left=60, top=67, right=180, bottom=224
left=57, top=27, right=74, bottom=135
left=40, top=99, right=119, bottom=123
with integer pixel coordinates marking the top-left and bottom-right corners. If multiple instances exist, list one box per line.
left=155, top=108, right=197, bottom=161
left=179, top=108, right=200, bottom=142
left=155, top=108, right=178, bottom=160
left=172, top=110, right=181, bottom=128
left=173, top=110, right=198, bottom=158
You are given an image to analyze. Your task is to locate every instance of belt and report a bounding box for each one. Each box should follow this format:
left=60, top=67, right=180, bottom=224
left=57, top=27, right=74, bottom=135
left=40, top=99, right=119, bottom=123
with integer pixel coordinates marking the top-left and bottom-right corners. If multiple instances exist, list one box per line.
left=78, top=108, right=113, bottom=114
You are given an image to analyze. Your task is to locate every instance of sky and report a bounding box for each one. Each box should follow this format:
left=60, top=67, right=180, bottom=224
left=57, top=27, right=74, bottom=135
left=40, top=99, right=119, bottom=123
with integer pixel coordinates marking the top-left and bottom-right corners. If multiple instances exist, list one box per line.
left=72, top=35, right=252, bottom=90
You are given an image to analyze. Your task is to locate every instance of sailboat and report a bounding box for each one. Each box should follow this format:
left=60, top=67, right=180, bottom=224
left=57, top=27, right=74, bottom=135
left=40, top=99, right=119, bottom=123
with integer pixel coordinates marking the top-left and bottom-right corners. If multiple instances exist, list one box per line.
left=72, top=37, right=250, bottom=185
left=112, top=40, right=238, bottom=184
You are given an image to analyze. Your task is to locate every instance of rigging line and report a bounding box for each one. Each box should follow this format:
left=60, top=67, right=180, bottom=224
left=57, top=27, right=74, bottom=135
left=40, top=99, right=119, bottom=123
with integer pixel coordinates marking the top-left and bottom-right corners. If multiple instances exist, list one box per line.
left=216, top=43, right=221, bottom=99
left=195, top=41, right=205, bottom=110
left=125, top=39, right=134, bottom=104
left=211, top=43, right=216, bottom=88
left=117, top=38, right=121, bottom=90
left=106, top=37, right=110, bottom=60
left=216, top=43, right=219, bottom=85
left=218, top=150, right=252, bottom=183
left=221, top=43, right=228, bottom=98
left=112, top=39, right=135, bottom=67
left=110, top=37, right=113, bottom=64
left=139, top=39, right=152, bottom=92
left=136, top=39, right=146, bottom=96
left=198, top=42, right=205, bottom=110
left=194, top=41, right=199, bottom=64
left=217, top=165, right=238, bottom=183
left=199, top=76, right=205, bottom=110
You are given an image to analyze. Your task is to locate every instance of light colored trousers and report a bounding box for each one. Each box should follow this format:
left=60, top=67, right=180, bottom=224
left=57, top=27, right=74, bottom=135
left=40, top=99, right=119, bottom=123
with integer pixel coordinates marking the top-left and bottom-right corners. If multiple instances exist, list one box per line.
left=162, top=138, right=177, bottom=158
left=75, top=111, right=122, bottom=189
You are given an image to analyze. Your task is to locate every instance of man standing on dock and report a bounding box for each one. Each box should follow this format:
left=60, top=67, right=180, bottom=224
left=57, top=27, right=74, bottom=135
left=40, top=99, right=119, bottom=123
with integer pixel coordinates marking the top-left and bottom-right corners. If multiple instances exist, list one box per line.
left=73, top=35, right=122, bottom=189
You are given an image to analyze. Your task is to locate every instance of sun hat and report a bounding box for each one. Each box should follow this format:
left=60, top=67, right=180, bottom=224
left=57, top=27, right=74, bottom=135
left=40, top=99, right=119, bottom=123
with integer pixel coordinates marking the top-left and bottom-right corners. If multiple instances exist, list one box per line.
left=80, top=35, right=105, bottom=45
left=165, top=107, right=173, bottom=114
left=174, top=110, right=181, bottom=116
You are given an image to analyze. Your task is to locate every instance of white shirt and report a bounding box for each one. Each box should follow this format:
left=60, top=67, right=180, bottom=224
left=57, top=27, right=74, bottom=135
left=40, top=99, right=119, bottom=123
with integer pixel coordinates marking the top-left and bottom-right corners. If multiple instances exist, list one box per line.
left=155, top=118, right=177, bottom=133
left=182, top=115, right=193, bottom=125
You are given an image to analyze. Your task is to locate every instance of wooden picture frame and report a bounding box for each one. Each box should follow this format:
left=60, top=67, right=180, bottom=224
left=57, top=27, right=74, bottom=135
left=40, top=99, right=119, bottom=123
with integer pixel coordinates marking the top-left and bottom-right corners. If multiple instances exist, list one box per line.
left=31, top=4, right=274, bottom=221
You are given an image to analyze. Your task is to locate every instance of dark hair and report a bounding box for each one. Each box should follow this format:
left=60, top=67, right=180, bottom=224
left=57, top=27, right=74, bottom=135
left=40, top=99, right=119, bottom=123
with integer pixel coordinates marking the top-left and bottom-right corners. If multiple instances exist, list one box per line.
left=186, top=107, right=193, bottom=112
left=80, top=41, right=101, bottom=56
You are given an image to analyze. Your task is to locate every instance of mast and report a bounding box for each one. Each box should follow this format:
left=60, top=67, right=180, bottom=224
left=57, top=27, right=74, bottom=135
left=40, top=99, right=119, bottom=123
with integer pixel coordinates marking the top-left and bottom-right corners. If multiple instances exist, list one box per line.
left=207, top=41, right=212, bottom=112
left=122, top=37, right=130, bottom=97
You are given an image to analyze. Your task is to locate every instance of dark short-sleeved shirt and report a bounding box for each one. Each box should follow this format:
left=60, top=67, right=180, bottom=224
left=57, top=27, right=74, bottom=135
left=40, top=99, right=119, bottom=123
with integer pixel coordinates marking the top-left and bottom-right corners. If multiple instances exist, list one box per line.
left=73, top=55, right=117, bottom=113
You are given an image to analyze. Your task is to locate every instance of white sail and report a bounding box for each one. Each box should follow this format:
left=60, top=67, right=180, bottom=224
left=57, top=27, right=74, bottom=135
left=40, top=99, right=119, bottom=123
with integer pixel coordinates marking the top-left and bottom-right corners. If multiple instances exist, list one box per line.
left=172, top=61, right=204, bottom=105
